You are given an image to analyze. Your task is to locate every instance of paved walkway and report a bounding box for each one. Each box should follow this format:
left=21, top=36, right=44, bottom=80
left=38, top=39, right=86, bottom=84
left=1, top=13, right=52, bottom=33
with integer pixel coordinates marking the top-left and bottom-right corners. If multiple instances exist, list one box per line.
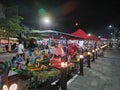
left=67, top=48, right=120, bottom=90
left=0, top=52, right=16, bottom=61
left=0, top=53, right=16, bottom=61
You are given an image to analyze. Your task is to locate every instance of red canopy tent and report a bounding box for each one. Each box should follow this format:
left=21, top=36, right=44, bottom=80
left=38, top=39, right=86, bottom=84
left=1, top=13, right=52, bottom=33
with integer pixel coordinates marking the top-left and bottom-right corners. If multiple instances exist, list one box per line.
left=72, top=29, right=88, bottom=39
left=89, top=35, right=99, bottom=41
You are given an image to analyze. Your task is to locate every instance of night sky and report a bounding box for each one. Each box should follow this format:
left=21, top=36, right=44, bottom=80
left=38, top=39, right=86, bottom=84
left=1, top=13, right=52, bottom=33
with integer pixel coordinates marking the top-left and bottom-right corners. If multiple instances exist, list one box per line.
left=1, top=0, right=120, bottom=38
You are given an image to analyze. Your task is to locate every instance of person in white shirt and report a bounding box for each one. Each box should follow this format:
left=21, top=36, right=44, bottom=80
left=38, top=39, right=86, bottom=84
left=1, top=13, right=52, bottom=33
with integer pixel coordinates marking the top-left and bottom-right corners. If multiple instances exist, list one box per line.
left=18, top=40, right=24, bottom=57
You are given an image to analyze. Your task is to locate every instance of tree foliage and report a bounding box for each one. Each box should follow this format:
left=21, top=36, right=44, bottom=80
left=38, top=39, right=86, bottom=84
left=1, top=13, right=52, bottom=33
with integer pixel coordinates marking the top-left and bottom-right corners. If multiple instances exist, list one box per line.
left=0, top=16, right=24, bottom=37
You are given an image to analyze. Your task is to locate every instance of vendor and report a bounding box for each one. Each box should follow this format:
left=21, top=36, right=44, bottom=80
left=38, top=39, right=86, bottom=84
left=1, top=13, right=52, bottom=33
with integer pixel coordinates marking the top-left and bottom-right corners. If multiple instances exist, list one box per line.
left=30, top=45, right=43, bottom=64
left=27, top=39, right=38, bottom=56
left=34, top=45, right=42, bottom=57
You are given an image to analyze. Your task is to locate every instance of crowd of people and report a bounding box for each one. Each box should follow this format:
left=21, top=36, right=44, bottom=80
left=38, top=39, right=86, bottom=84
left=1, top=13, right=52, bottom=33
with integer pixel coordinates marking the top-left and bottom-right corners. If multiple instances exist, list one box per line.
left=9, top=38, right=105, bottom=68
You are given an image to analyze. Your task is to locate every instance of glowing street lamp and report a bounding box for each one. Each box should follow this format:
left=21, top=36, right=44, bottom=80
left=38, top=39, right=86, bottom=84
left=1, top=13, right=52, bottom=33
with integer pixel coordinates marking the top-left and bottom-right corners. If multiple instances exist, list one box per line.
left=44, top=17, right=50, bottom=23
left=42, top=16, right=51, bottom=25
left=95, top=49, right=98, bottom=59
left=40, top=15, right=52, bottom=29
left=61, top=62, right=67, bottom=90
left=87, top=52, right=91, bottom=68
left=79, top=55, right=84, bottom=76
left=108, top=25, right=112, bottom=28
left=108, top=24, right=116, bottom=40
left=92, top=50, right=95, bottom=62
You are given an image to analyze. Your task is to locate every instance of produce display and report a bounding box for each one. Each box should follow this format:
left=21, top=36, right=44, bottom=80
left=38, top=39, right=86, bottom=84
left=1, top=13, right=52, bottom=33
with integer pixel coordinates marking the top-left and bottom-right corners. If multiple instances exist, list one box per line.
left=32, top=69, right=61, bottom=80
left=25, top=64, right=48, bottom=71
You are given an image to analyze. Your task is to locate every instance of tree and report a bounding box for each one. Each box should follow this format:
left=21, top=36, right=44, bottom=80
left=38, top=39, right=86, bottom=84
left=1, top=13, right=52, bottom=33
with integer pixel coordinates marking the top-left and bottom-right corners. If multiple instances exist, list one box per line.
left=0, top=16, right=24, bottom=37
left=0, top=16, right=24, bottom=51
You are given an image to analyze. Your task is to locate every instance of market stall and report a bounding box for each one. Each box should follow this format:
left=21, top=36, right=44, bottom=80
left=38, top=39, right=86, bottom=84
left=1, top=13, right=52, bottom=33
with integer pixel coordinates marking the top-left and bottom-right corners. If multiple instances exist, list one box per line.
left=8, top=30, right=75, bottom=89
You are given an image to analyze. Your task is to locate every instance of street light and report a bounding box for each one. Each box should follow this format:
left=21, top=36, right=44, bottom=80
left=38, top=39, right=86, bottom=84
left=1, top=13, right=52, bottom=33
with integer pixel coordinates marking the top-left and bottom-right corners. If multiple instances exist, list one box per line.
left=40, top=15, right=52, bottom=29
left=95, top=49, right=98, bottom=59
left=108, top=25, right=112, bottom=28
left=108, top=24, right=116, bottom=41
left=61, top=62, right=67, bottom=90
left=87, top=52, right=91, bottom=68
left=42, top=16, right=51, bottom=25
left=92, top=50, right=95, bottom=62
left=79, top=55, right=84, bottom=76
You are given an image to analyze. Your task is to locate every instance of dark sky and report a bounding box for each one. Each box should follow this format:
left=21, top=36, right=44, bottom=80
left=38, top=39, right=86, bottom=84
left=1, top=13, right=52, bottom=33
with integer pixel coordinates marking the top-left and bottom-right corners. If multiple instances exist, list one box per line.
left=1, top=0, right=120, bottom=38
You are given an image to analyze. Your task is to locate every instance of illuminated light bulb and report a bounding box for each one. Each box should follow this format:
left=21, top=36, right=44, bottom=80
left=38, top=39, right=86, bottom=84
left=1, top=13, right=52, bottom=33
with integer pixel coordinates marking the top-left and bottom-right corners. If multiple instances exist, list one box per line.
left=80, top=55, right=84, bottom=59
left=92, top=50, right=95, bottom=52
left=61, top=62, right=67, bottom=68
left=88, top=52, right=91, bottom=55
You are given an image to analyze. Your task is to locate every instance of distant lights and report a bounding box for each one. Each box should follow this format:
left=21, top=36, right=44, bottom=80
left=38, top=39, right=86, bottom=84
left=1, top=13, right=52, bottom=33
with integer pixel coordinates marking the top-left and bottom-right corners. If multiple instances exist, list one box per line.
left=108, top=25, right=112, bottom=28
left=75, top=22, right=79, bottom=26
left=101, top=45, right=107, bottom=49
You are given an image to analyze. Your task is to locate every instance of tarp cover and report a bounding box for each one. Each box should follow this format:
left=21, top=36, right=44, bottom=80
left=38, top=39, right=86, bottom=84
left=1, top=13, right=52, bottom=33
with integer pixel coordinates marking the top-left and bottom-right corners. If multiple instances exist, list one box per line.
left=89, top=35, right=99, bottom=41
left=72, top=29, right=88, bottom=39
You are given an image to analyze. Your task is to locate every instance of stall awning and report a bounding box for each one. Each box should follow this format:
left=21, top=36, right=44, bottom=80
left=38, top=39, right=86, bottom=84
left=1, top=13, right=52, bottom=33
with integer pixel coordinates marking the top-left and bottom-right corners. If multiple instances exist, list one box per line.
left=30, top=30, right=82, bottom=39
left=89, top=35, right=99, bottom=41
left=72, top=29, right=88, bottom=39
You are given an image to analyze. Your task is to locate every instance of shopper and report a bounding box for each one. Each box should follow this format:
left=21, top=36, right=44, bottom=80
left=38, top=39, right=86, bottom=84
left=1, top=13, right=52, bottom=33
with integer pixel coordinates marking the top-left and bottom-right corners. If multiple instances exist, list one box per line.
left=17, top=40, right=24, bottom=57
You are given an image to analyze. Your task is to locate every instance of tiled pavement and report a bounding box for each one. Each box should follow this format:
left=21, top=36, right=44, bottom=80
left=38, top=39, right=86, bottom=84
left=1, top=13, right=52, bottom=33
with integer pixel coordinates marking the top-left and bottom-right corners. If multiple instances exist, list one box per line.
left=67, top=48, right=120, bottom=90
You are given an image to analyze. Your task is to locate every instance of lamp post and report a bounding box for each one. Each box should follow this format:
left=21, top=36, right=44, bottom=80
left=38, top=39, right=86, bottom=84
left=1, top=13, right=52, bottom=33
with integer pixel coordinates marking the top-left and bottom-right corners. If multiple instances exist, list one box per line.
left=79, top=55, right=84, bottom=76
left=92, top=50, right=95, bottom=62
left=108, top=25, right=117, bottom=42
left=87, top=52, right=91, bottom=68
left=95, top=49, right=98, bottom=59
left=61, top=62, right=67, bottom=90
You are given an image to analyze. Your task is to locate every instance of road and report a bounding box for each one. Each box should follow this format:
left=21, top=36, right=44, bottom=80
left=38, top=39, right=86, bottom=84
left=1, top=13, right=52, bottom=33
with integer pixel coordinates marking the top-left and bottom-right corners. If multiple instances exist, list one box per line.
left=67, top=48, right=120, bottom=90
